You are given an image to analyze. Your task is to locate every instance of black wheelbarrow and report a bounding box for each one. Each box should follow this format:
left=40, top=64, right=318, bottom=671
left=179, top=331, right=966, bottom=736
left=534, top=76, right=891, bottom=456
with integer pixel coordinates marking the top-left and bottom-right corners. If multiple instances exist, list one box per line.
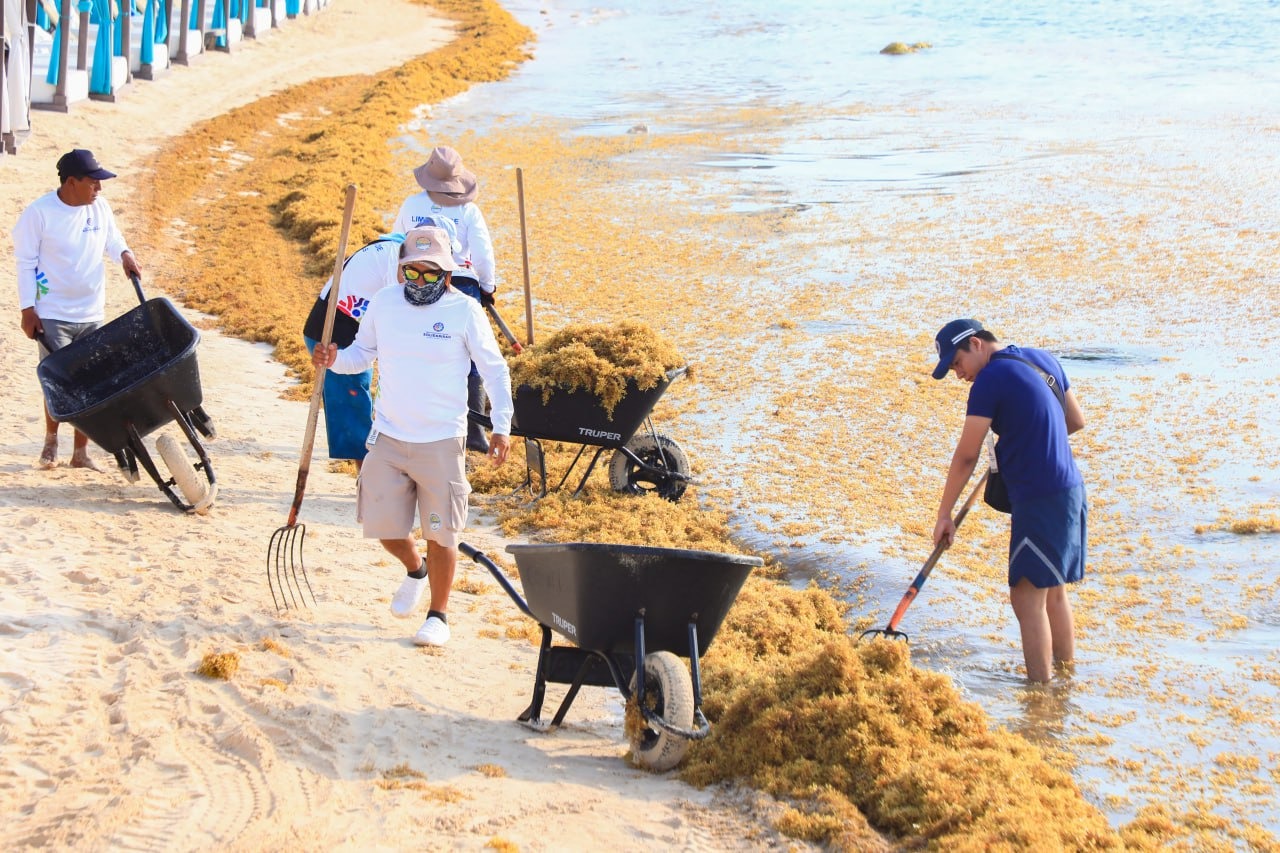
left=459, top=540, right=760, bottom=771
left=470, top=367, right=692, bottom=501
left=36, top=275, right=217, bottom=513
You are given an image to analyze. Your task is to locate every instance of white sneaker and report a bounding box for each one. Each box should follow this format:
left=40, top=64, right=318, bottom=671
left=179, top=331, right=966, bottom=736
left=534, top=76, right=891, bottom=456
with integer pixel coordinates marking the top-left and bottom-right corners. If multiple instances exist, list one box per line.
left=413, top=616, right=450, bottom=647
left=390, top=573, right=429, bottom=618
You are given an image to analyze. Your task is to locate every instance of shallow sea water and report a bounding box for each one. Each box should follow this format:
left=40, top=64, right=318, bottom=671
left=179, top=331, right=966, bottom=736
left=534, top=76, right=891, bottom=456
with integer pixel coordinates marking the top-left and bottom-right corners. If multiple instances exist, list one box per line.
left=405, top=0, right=1280, bottom=837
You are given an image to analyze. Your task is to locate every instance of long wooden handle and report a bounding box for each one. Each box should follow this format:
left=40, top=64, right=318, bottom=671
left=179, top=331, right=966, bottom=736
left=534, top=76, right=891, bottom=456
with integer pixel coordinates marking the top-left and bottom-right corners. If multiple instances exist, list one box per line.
left=486, top=303, right=523, bottom=354
left=516, top=168, right=534, bottom=346
left=883, top=468, right=990, bottom=634
left=287, top=183, right=357, bottom=525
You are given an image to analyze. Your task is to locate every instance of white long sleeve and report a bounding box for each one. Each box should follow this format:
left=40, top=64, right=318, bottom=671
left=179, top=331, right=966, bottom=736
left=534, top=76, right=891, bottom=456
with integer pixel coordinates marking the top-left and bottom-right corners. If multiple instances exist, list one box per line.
left=393, top=195, right=496, bottom=292
left=318, top=238, right=400, bottom=320
left=331, top=288, right=512, bottom=442
left=12, top=190, right=130, bottom=322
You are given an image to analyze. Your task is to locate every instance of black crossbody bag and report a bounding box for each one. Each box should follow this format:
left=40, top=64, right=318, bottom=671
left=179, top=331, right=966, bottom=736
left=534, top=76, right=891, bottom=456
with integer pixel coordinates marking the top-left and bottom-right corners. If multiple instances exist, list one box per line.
left=984, top=352, right=1067, bottom=513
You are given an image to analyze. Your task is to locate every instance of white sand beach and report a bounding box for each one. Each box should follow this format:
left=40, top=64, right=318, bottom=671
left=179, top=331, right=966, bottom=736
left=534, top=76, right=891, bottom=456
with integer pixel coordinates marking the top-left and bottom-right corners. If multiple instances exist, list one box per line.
left=0, top=3, right=803, bottom=849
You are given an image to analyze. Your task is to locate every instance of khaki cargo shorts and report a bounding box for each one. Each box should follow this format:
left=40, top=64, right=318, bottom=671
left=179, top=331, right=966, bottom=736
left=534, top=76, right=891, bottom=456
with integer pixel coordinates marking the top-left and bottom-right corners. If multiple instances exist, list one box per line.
left=357, top=433, right=470, bottom=547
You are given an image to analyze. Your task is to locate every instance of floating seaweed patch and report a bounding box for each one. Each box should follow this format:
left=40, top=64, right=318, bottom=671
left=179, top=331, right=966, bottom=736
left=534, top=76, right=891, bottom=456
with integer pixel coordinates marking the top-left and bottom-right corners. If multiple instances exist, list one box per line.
left=880, top=41, right=932, bottom=55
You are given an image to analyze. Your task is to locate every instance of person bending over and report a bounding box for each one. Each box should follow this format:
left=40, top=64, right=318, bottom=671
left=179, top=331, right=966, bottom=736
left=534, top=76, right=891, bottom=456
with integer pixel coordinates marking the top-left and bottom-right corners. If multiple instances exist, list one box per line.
left=930, top=318, right=1087, bottom=682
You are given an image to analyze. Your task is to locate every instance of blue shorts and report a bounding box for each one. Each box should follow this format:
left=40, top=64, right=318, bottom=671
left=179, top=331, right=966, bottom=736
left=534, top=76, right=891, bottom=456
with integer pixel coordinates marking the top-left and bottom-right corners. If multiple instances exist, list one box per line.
left=304, top=336, right=373, bottom=461
left=1008, top=484, right=1087, bottom=588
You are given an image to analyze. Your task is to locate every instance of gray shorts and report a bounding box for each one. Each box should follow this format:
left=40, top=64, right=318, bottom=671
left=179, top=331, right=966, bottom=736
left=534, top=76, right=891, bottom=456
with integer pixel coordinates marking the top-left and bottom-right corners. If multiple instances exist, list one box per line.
left=356, top=434, right=470, bottom=547
left=37, top=317, right=101, bottom=359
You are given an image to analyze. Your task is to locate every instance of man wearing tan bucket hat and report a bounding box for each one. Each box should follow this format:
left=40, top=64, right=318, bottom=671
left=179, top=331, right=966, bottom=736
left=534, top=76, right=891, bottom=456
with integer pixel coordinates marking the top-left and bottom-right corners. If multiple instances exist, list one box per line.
left=393, top=146, right=497, bottom=454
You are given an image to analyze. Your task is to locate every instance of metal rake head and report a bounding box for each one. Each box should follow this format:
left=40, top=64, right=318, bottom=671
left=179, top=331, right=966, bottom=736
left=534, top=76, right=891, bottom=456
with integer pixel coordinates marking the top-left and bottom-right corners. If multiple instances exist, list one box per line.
left=267, top=523, right=317, bottom=611
left=858, top=627, right=910, bottom=643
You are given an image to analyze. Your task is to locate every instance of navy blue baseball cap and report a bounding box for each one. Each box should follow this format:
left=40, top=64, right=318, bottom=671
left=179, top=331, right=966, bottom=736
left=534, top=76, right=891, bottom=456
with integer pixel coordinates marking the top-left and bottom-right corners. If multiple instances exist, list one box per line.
left=932, top=319, right=983, bottom=379
left=56, top=149, right=116, bottom=181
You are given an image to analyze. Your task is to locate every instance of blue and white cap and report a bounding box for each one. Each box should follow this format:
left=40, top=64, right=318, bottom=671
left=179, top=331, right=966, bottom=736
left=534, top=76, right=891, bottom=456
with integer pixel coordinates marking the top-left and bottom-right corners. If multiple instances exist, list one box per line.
left=932, top=319, right=983, bottom=380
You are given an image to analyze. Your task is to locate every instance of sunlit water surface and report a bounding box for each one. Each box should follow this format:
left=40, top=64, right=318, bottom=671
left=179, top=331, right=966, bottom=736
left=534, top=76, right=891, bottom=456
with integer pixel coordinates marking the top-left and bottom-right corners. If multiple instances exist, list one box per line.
left=402, top=0, right=1280, bottom=836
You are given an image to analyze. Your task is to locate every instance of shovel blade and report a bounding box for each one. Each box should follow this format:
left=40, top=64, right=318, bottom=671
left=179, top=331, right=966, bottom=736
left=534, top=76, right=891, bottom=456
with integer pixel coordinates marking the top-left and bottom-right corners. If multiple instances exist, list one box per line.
left=267, top=523, right=316, bottom=611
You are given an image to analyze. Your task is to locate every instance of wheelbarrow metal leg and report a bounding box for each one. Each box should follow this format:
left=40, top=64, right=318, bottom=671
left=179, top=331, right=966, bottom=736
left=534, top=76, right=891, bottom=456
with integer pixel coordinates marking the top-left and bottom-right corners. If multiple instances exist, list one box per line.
left=550, top=655, right=594, bottom=729
left=569, top=446, right=610, bottom=498
left=632, top=612, right=647, bottom=701
left=687, top=621, right=712, bottom=737
left=517, top=625, right=553, bottom=725
left=523, top=437, right=548, bottom=499
left=552, top=444, right=590, bottom=494
left=687, top=620, right=704, bottom=708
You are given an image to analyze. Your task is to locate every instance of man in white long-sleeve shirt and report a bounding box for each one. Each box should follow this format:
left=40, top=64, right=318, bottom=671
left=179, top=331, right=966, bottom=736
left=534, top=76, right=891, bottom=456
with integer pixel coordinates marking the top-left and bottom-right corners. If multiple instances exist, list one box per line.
left=393, top=146, right=498, bottom=454
left=312, top=226, right=513, bottom=647
left=13, top=149, right=143, bottom=470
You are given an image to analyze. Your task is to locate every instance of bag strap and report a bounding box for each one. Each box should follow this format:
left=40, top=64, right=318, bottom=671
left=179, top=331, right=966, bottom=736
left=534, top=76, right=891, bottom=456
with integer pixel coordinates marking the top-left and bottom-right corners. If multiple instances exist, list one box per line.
left=990, top=352, right=1066, bottom=410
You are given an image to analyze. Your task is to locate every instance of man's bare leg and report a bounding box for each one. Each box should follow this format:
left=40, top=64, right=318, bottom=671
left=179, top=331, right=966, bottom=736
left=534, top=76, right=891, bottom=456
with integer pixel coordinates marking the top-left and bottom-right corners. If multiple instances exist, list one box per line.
left=40, top=405, right=59, bottom=469
left=425, top=539, right=457, bottom=614
left=69, top=428, right=101, bottom=471
left=1010, top=579, right=1053, bottom=683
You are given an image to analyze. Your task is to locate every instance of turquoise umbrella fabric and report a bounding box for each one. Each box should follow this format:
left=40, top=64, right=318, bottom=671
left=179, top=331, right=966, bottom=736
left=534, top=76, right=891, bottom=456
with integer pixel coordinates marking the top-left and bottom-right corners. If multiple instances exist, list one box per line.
left=89, top=0, right=115, bottom=95
left=44, top=1, right=94, bottom=85
left=154, top=0, right=167, bottom=43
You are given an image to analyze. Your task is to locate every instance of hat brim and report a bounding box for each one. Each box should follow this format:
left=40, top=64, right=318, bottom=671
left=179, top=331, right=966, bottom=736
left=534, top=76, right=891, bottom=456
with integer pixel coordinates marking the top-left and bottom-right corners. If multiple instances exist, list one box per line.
left=414, top=162, right=477, bottom=195
left=426, top=188, right=477, bottom=206
left=66, top=167, right=116, bottom=180
left=931, top=354, right=953, bottom=380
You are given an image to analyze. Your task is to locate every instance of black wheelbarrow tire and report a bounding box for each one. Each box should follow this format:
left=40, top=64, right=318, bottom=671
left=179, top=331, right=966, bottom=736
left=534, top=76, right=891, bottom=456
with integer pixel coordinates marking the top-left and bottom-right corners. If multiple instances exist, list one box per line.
left=628, top=650, right=695, bottom=772
left=156, top=434, right=210, bottom=513
left=608, top=433, right=690, bottom=502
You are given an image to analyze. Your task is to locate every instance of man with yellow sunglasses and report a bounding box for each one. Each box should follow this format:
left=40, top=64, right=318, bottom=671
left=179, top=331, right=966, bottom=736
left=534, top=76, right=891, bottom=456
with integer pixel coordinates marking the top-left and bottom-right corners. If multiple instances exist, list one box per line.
left=312, top=226, right=513, bottom=647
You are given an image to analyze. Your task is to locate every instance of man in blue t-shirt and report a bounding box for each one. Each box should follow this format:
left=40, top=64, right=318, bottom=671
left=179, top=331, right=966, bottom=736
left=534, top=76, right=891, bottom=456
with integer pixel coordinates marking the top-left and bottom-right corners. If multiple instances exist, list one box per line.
left=929, top=318, right=1087, bottom=683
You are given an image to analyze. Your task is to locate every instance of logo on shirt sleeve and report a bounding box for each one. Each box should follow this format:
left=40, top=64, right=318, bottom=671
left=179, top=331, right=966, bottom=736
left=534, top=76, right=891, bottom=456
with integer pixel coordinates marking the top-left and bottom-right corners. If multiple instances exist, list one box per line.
left=338, top=294, right=370, bottom=320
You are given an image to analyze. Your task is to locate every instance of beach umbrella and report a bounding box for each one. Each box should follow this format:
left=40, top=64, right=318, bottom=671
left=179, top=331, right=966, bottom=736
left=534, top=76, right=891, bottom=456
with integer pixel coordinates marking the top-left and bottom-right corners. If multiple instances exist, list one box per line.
left=89, top=0, right=115, bottom=96
left=44, top=1, right=66, bottom=86
left=2, top=0, right=34, bottom=149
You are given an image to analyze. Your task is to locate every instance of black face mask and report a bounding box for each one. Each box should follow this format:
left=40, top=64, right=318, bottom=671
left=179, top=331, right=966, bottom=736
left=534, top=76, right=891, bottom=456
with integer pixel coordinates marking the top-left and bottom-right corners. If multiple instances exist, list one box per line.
left=402, top=278, right=446, bottom=306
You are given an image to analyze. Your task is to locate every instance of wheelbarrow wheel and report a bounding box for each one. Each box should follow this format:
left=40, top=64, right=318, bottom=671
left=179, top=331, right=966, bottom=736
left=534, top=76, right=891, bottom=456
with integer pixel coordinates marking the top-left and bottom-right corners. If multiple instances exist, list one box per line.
left=156, top=434, right=209, bottom=512
left=628, top=650, right=695, bottom=772
left=608, top=433, right=690, bottom=502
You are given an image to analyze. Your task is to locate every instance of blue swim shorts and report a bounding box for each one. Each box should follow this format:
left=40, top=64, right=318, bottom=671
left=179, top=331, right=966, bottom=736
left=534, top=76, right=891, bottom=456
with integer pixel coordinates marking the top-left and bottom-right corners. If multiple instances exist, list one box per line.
left=304, top=336, right=373, bottom=462
left=1008, top=484, right=1087, bottom=588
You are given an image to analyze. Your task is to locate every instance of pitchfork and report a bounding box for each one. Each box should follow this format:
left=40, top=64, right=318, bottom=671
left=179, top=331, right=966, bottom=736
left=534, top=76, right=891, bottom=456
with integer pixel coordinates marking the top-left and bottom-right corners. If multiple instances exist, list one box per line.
left=267, top=183, right=357, bottom=611
left=860, top=468, right=989, bottom=643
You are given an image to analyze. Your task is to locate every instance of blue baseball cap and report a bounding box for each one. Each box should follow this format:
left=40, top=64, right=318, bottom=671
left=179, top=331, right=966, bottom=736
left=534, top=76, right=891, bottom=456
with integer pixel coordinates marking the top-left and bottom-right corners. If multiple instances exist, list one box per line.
left=56, top=149, right=116, bottom=181
left=932, top=319, right=983, bottom=379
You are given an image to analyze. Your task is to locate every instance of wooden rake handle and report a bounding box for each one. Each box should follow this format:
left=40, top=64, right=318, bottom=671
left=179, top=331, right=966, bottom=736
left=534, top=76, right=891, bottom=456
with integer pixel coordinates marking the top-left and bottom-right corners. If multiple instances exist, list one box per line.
left=287, top=183, right=358, bottom=526
left=878, top=467, right=991, bottom=637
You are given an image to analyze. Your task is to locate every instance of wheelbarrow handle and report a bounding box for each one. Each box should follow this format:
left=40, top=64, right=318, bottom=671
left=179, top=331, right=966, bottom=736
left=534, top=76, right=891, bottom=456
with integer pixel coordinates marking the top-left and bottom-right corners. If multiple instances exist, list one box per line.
left=458, top=542, right=537, bottom=621
left=128, top=272, right=146, bottom=305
